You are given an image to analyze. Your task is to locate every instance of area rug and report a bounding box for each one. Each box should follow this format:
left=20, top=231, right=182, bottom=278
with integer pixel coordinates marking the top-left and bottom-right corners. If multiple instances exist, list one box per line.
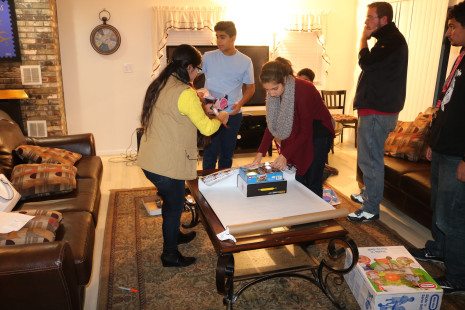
left=97, top=186, right=465, bottom=310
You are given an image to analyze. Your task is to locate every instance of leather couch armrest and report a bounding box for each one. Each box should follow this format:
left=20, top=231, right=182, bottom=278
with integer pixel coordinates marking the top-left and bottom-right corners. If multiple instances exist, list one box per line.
left=0, top=242, right=83, bottom=310
left=28, top=133, right=97, bottom=156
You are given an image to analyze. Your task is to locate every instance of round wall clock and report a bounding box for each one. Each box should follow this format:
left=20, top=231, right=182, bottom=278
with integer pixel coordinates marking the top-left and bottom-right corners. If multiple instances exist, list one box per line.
left=90, top=9, right=121, bottom=55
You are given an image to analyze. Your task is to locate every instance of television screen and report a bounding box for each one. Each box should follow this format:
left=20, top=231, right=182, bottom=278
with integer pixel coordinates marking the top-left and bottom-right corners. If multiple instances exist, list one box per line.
left=166, top=45, right=269, bottom=106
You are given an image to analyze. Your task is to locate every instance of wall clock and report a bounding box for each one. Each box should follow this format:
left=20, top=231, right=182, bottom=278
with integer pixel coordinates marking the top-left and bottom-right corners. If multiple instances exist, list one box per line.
left=90, top=9, right=121, bottom=55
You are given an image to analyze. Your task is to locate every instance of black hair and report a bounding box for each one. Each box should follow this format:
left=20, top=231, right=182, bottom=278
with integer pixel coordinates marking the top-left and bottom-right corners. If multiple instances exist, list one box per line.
left=259, top=57, right=294, bottom=85
left=368, top=2, right=393, bottom=23
left=297, top=68, right=315, bottom=82
left=448, top=1, right=465, bottom=27
left=214, top=21, right=237, bottom=37
left=140, top=44, right=201, bottom=132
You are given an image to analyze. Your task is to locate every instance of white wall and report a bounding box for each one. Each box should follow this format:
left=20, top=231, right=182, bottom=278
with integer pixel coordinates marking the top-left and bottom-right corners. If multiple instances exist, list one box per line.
left=57, top=0, right=357, bottom=154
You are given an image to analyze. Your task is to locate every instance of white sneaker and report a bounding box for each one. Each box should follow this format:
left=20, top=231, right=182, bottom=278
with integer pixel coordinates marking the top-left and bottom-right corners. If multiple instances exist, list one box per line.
left=347, top=209, right=379, bottom=222
left=350, top=193, right=364, bottom=204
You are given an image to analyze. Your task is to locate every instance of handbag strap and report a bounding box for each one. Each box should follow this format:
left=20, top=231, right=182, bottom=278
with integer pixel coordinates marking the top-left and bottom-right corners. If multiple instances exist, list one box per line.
left=0, top=176, right=14, bottom=201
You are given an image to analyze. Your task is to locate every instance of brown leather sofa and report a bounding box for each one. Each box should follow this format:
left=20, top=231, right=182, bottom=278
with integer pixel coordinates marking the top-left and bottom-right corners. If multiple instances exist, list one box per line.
left=0, top=110, right=103, bottom=310
left=357, top=156, right=432, bottom=229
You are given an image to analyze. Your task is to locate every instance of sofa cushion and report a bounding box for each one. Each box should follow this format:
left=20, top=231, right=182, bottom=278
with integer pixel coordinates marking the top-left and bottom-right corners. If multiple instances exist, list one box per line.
left=10, top=164, right=77, bottom=199
left=55, top=211, right=95, bottom=285
left=384, top=113, right=432, bottom=162
left=74, top=156, right=103, bottom=180
left=384, top=156, right=430, bottom=187
left=15, top=145, right=82, bottom=165
left=19, top=178, right=101, bottom=225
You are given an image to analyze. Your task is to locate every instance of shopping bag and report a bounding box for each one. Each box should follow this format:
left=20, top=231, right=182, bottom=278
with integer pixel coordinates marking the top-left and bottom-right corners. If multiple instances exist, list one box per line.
left=0, top=174, right=21, bottom=212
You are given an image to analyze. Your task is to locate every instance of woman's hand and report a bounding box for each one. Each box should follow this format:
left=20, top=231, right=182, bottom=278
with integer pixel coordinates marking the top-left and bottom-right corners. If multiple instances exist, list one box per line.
left=243, top=153, right=263, bottom=168
left=271, top=154, right=287, bottom=171
left=216, top=111, right=229, bottom=125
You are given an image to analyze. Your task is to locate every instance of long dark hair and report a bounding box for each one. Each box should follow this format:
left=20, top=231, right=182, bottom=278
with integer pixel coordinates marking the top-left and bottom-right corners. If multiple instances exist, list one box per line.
left=259, top=57, right=294, bottom=85
left=140, top=44, right=202, bottom=133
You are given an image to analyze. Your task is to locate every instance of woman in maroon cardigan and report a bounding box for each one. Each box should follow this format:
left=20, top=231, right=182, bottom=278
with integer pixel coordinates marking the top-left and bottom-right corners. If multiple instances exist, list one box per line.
left=250, top=58, right=335, bottom=197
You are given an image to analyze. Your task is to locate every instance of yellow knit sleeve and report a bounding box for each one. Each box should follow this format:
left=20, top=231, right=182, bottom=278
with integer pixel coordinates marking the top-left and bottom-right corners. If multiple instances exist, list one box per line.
left=178, top=88, right=221, bottom=136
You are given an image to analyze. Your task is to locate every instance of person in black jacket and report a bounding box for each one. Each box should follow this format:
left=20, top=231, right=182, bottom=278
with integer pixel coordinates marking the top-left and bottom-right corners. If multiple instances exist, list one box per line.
left=408, top=1, right=465, bottom=294
left=348, top=1, right=408, bottom=222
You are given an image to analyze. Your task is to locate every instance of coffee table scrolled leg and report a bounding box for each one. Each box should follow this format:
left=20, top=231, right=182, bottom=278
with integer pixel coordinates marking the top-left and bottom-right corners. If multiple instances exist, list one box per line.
left=315, top=236, right=359, bottom=309
left=216, top=254, right=235, bottom=308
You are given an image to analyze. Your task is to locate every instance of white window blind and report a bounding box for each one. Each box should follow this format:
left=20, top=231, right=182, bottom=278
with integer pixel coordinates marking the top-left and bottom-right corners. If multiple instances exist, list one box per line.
left=159, top=30, right=214, bottom=71
left=275, top=32, right=326, bottom=89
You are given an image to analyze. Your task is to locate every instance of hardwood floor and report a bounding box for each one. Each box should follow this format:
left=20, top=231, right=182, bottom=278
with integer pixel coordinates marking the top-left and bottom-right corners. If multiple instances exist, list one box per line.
left=84, top=140, right=432, bottom=310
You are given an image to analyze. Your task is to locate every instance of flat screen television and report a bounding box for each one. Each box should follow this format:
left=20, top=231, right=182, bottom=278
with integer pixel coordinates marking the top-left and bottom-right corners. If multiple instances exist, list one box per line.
left=166, top=45, right=269, bottom=106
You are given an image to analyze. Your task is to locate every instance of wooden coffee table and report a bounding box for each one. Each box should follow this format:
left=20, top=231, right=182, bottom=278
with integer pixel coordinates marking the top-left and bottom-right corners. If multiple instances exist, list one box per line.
left=186, top=174, right=359, bottom=309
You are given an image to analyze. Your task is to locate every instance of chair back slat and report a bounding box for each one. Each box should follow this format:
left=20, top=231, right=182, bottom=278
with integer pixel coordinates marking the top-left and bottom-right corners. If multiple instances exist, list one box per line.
left=321, top=90, right=346, bottom=114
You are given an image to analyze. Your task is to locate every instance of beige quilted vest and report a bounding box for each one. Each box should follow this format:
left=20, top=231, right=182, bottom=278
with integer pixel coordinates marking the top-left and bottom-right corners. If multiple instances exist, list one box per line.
left=138, top=75, right=198, bottom=180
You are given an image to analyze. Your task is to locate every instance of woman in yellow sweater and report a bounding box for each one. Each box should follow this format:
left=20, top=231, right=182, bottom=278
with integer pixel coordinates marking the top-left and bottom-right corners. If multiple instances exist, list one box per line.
left=138, top=45, right=229, bottom=267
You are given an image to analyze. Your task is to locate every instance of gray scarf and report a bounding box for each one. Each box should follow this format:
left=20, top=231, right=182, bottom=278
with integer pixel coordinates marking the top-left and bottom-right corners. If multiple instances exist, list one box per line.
left=266, top=76, right=295, bottom=140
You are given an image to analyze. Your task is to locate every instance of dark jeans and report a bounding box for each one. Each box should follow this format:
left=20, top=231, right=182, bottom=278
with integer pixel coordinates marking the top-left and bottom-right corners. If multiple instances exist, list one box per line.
left=295, top=136, right=332, bottom=198
left=142, top=169, right=185, bottom=252
left=426, top=152, right=465, bottom=286
left=202, top=113, right=242, bottom=169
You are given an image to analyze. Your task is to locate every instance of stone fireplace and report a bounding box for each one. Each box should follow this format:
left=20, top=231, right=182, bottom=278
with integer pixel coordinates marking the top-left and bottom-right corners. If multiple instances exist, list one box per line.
left=0, top=0, right=67, bottom=136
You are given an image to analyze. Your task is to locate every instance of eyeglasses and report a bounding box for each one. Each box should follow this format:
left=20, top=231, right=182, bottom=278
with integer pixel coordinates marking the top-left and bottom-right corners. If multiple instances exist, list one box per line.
left=196, top=66, right=202, bottom=71
left=366, top=15, right=379, bottom=21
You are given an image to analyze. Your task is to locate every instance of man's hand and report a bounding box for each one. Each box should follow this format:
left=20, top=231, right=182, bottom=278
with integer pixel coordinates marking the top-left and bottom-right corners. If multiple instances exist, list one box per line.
left=271, top=154, right=287, bottom=171
left=362, top=24, right=376, bottom=40
left=457, top=161, right=465, bottom=182
left=426, top=146, right=432, bottom=161
left=229, top=103, right=242, bottom=116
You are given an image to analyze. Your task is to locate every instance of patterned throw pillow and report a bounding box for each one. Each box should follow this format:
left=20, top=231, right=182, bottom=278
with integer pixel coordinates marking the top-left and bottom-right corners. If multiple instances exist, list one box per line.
left=15, top=145, right=82, bottom=165
left=10, top=164, right=77, bottom=199
left=13, top=210, right=63, bottom=232
left=0, top=227, right=56, bottom=245
left=0, top=210, right=63, bottom=246
left=384, top=113, right=433, bottom=162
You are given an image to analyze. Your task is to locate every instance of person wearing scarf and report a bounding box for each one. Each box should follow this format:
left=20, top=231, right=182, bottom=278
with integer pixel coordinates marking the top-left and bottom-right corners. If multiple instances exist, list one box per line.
left=250, top=58, right=335, bottom=197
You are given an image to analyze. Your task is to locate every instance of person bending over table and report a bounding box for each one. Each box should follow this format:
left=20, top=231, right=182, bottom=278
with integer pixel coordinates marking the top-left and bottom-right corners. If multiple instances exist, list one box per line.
left=138, top=44, right=229, bottom=267
left=249, top=57, right=334, bottom=197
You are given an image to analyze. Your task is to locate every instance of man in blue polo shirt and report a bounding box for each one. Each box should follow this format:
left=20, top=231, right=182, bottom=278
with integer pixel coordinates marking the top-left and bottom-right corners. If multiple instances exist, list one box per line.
left=201, top=21, right=255, bottom=170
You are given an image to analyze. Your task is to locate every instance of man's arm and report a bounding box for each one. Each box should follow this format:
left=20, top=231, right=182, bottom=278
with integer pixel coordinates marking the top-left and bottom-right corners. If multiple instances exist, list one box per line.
left=230, top=83, right=255, bottom=115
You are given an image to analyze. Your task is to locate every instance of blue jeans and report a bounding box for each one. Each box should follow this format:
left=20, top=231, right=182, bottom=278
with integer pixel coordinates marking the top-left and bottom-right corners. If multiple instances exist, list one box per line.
left=142, top=170, right=185, bottom=252
left=426, top=152, right=465, bottom=286
left=295, top=136, right=332, bottom=197
left=357, top=114, right=398, bottom=214
left=202, top=113, right=242, bottom=169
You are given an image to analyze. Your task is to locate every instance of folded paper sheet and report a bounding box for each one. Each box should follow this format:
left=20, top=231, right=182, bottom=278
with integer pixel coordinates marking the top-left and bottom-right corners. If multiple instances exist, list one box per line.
left=199, top=171, right=348, bottom=235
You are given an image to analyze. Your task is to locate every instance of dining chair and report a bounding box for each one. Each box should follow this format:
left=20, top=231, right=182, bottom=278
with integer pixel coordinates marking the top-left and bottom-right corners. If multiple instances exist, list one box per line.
left=321, top=90, right=358, bottom=148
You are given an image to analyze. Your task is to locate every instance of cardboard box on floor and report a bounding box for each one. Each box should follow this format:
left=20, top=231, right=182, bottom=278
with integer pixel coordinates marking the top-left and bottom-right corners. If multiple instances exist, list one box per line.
left=344, top=246, right=443, bottom=310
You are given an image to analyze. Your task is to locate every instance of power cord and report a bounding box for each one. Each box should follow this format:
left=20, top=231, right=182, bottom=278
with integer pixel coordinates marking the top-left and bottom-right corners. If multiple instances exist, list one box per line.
left=108, top=128, right=139, bottom=165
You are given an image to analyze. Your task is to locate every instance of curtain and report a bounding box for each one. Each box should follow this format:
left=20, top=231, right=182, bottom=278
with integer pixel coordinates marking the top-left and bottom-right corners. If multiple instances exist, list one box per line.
left=151, top=6, right=225, bottom=78
left=283, top=11, right=330, bottom=66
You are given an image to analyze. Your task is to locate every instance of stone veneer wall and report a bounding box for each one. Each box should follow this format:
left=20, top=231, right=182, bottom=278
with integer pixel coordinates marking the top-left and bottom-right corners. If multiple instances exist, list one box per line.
left=0, top=0, right=67, bottom=136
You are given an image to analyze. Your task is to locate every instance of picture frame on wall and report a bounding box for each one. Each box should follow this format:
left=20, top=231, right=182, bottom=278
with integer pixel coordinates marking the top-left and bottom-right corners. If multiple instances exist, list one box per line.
left=0, top=0, right=21, bottom=62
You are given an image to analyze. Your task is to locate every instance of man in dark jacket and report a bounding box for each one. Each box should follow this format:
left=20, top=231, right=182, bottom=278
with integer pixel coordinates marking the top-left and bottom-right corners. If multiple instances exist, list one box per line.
left=408, top=1, right=465, bottom=294
left=348, top=1, right=408, bottom=222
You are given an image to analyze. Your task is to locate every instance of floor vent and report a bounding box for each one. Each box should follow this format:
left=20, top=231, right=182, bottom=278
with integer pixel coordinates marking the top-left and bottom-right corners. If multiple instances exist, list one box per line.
left=27, top=120, right=48, bottom=137
left=20, top=65, right=42, bottom=85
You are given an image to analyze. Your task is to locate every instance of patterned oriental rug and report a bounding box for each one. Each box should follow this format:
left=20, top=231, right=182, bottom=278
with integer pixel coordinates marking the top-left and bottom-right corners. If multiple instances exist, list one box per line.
left=97, top=186, right=465, bottom=310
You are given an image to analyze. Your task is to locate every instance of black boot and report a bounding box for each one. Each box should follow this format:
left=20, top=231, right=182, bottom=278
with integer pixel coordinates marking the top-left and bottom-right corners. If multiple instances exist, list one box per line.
left=178, top=231, right=196, bottom=244
left=161, top=250, right=196, bottom=267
